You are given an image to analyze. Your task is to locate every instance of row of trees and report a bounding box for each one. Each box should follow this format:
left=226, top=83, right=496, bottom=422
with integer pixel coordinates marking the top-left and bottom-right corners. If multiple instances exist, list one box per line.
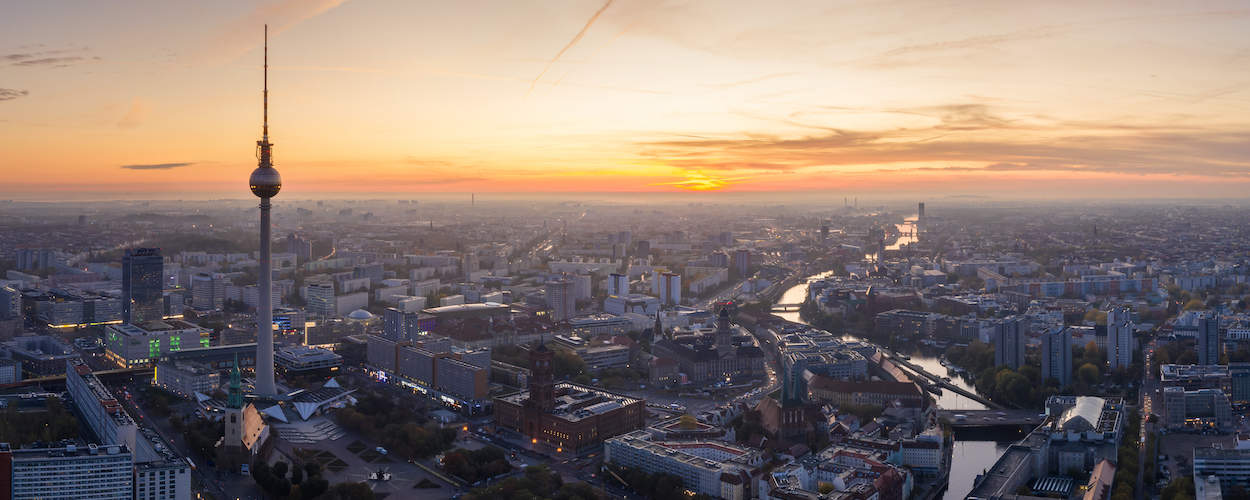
left=492, top=345, right=588, bottom=378
left=332, top=390, right=458, bottom=458
left=612, top=465, right=716, bottom=500
left=1110, top=409, right=1142, bottom=500
left=250, top=459, right=336, bottom=500
left=441, top=446, right=513, bottom=484
left=946, top=340, right=1141, bottom=407
left=463, top=465, right=599, bottom=500
left=169, top=415, right=223, bottom=459
left=0, top=397, right=79, bottom=444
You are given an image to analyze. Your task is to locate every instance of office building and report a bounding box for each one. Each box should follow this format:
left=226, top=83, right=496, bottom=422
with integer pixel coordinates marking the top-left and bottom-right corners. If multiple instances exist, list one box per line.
left=274, top=345, right=342, bottom=374
left=546, top=278, right=576, bottom=322
left=568, top=314, right=633, bottom=338
left=494, top=342, right=646, bottom=453
left=3, top=443, right=134, bottom=500
left=1160, top=387, right=1233, bottom=431
left=1199, top=312, right=1221, bottom=366
left=1041, top=327, right=1073, bottom=387
left=153, top=361, right=220, bottom=397
left=104, top=320, right=211, bottom=368
left=435, top=356, right=489, bottom=401
left=365, top=334, right=490, bottom=402
left=992, top=317, right=1025, bottom=369
left=122, top=248, right=164, bottom=324
left=2, top=335, right=80, bottom=376
left=1195, top=446, right=1250, bottom=489
left=605, top=431, right=761, bottom=500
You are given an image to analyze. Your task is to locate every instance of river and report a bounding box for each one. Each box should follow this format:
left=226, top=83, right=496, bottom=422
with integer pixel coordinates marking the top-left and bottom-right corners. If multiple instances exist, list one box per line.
left=773, top=271, right=1012, bottom=500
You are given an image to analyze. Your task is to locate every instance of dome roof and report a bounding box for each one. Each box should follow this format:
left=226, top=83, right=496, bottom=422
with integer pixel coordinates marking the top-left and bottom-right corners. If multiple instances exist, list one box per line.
left=346, top=309, right=374, bottom=320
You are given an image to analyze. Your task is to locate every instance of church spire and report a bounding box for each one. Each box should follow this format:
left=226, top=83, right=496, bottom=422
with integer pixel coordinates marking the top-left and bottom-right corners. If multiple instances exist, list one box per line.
left=227, top=353, right=243, bottom=409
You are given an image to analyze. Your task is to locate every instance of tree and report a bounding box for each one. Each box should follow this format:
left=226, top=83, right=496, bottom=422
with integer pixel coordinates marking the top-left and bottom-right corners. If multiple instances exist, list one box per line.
left=1162, top=477, right=1195, bottom=500
left=819, top=482, right=836, bottom=494
left=1078, top=363, right=1101, bottom=385
left=325, top=482, right=375, bottom=500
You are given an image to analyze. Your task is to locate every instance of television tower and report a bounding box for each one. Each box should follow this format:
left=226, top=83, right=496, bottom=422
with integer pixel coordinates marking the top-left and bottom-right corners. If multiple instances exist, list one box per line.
left=249, top=25, right=281, bottom=397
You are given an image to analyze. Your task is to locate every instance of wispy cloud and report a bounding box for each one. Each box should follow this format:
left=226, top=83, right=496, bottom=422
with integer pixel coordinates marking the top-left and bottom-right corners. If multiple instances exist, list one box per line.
left=193, top=0, right=353, bottom=65
left=3, top=47, right=98, bottom=68
left=116, top=99, right=148, bottom=129
left=121, top=162, right=195, bottom=170
left=862, top=26, right=1066, bottom=68
left=528, top=0, right=615, bottom=95
left=0, top=89, right=29, bottom=101
left=637, top=103, right=1250, bottom=179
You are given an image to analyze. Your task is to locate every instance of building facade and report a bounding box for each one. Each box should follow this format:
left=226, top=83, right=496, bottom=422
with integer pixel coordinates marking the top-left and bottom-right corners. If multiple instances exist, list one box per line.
left=3, top=443, right=134, bottom=500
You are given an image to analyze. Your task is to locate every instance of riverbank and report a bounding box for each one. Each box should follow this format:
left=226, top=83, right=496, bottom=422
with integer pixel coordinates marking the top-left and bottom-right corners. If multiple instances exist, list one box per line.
left=769, top=268, right=1023, bottom=500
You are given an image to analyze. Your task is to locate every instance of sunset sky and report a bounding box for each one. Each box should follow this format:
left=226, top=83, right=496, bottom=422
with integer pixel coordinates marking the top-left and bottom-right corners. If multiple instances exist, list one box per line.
left=3, top=0, right=1250, bottom=199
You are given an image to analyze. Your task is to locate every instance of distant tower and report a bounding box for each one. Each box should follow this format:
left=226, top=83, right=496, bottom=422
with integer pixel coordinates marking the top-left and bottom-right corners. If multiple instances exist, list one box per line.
left=248, top=25, right=282, bottom=397
left=918, top=202, right=925, bottom=219
left=647, top=310, right=662, bottom=346
left=527, top=342, right=555, bottom=412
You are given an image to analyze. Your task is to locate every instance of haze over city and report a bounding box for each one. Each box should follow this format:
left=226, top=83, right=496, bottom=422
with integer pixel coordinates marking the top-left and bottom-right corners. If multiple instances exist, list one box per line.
left=4, top=0, right=1250, bottom=199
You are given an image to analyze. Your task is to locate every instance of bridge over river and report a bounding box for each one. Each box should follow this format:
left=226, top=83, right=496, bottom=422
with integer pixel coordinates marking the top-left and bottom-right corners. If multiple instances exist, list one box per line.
left=937, top=409, right=1046, bottom=429
left=882, top=350, right=1006, bottom=410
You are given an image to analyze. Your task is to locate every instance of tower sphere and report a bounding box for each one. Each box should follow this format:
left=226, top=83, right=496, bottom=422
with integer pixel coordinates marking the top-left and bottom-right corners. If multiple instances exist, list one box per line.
left=249, top=166, right=282, bottom=198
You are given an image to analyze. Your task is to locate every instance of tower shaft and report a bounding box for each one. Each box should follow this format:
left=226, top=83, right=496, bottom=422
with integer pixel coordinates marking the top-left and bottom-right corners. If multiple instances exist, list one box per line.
left=256, top=197, right=276, bottom=396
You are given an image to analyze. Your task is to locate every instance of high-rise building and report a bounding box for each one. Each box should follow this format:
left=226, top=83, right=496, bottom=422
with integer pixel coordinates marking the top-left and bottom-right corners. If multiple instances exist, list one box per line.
left=918, top=201, right=926, bottom=219
left=1041, top=327, right=1072, bottom=386
left=992, top=317, right=1024, bottom=368
left=191, top=273, right=226, bottom=310
left=733, top=248, right=750, bottom=276
left=0, top=284, right=20, bottom=320
left=304, top=281, right=336, bottom=318
left=286, top=233, right=312, bottom=262
left=1198, top=312, right=1221, bottom=366
left=1107, top=307, right=1134, bottom=369
left=546, top=278, right=575, bottom=322
left=122, top=247, right=164, bottom=324
left=607, top=273, right=628, bottom=297
left=658, top=272, right=681, bottom=306
left=15, top=248, right=59, bottom=272
left=383, top=307, right=423, bottom=341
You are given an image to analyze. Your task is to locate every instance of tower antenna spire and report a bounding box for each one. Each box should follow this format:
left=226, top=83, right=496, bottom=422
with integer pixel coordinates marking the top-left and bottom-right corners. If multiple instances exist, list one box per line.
left=263, top=23, right=269, bottom=143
